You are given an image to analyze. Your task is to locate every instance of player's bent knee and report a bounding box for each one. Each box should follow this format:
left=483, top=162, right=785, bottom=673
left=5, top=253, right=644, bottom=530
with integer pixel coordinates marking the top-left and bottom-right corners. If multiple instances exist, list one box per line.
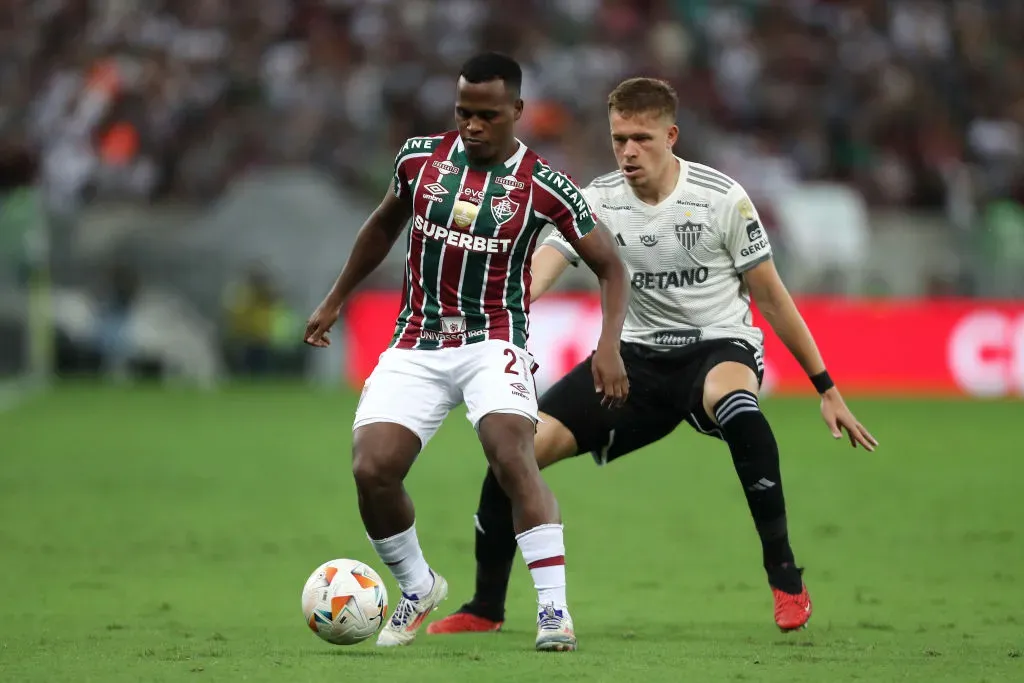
left=703, top=361, right=760, bottom=421
left=478, top=413, right=541, bottom=490
left=351, top=422, right=421, bottom=491
left=477, top=411, right=536, bottom=452
left=535, top=413, right=578, bottom=469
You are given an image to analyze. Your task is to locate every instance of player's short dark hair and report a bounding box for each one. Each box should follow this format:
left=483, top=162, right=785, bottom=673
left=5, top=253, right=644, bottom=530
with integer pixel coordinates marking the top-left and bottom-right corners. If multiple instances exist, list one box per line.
left=608, top=78, right=678, bottom=120
left=459, top=52, right=522, bottom=97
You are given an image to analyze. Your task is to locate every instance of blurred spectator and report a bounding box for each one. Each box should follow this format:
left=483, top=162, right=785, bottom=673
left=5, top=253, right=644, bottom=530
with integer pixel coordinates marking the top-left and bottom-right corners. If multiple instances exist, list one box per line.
left=222, top=263, right=300, bottom=376
left=95, top=261, right=142, bottom=380
left=0, top=0, right=1022, bottom=253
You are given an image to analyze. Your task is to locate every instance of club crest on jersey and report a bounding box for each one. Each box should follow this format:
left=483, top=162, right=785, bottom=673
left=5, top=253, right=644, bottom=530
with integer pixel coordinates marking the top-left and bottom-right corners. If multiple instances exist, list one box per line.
left=491, top=196, right=520, bottom=225
left=674, top=221, right=704, bottom=250
left=433, top=160, right=459, bottom=175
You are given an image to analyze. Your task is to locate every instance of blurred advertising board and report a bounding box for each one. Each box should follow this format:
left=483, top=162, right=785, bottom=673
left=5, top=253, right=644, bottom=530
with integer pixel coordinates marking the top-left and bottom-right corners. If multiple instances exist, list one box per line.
left=342, top=292, right=1024, bottom=398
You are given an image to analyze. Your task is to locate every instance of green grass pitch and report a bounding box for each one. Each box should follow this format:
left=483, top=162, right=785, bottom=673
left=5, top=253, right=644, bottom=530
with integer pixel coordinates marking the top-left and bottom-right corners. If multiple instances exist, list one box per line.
left=1, top=385, right=1021, bottom=682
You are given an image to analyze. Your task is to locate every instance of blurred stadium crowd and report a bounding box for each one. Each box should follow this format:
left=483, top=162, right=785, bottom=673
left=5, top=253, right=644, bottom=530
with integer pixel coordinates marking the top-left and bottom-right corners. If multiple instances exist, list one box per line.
left=3, top=0, right=1024, bottom=224
left=4, top=0, right=1024, bottom=384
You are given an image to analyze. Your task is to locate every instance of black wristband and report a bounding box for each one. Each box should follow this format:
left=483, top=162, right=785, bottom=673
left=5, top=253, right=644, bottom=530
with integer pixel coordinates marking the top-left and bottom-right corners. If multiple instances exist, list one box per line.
left=810, top=370, right=835, bottom=394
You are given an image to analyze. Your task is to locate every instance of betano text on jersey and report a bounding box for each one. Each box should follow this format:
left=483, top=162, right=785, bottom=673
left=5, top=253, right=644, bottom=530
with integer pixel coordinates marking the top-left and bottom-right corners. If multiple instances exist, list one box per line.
left=544, top=159, right=770, bottom=354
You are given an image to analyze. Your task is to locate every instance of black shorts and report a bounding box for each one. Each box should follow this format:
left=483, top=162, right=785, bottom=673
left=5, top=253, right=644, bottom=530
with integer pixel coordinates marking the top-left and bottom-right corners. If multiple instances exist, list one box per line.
left=538, top=339, right=764, bottom=465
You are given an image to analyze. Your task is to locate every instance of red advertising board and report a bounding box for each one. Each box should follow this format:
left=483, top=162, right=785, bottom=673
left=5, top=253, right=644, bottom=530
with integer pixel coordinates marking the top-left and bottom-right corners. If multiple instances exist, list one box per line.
left=341, top=292, right=1024, bottom=397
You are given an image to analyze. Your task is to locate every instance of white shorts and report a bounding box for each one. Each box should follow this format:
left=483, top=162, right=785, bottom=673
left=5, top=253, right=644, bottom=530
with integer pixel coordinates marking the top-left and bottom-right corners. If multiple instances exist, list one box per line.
left=353, top=340, right=539, bottom=448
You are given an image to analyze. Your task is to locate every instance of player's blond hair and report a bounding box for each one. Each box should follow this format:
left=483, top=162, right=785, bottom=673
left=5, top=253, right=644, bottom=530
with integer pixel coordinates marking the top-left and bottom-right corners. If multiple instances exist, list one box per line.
left=607, top=78, right=678, bottom=121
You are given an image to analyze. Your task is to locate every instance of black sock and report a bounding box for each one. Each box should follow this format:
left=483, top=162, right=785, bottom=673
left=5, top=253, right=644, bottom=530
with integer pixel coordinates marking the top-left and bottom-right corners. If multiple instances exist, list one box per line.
left=713, top=390, right=797, bottom=575
left=466, top=467, right=517, bottom=621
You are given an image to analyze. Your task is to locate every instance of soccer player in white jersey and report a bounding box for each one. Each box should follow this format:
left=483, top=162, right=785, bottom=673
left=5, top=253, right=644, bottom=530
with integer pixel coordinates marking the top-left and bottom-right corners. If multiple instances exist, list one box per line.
left=303, top=54, right=630, bottom=651
left=429, top=77, right=878, bottom=636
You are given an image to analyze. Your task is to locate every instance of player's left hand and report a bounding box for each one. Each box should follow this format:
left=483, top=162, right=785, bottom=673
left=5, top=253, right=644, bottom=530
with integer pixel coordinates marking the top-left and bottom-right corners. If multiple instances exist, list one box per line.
left=592, top=342, right=629, bottom=408
left=304, top=300, right=342, bottom=348
left=820, top=388, right=877, bottom=451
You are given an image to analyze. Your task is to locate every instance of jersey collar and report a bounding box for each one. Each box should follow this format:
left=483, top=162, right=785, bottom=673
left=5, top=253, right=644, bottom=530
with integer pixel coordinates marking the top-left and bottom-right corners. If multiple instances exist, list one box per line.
left=455, top=137, right=527, bottom=172
left=633, top=156, right=686, bottom=211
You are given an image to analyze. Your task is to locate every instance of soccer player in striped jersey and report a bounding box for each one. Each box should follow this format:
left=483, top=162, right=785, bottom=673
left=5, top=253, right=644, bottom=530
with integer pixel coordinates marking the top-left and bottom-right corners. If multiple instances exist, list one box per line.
left=428, top=78, right=878, bottom=636
left=303, top=53, right=629, bottom=651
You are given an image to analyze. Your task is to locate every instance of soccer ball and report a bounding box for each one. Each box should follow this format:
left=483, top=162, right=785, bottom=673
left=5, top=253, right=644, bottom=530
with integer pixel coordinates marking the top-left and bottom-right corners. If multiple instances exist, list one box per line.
left=301, top=558, right=389, bottom=645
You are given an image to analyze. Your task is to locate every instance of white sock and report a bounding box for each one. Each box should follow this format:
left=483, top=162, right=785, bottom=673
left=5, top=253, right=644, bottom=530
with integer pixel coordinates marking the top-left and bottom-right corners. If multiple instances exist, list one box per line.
left=515, top=523, right=567, bottom=609
left=368, top=525, right=434, bottom=598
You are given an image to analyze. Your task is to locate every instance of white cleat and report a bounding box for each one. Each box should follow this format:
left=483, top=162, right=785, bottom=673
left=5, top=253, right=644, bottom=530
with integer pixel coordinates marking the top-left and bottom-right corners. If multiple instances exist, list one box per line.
left=535, top=603, right=576, bottom=652
left=376, top=571, right=448, bottom=647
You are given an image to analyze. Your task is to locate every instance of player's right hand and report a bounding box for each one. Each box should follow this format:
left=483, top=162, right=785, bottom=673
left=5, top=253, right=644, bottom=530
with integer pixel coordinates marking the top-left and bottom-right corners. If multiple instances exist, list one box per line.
left=592, top=342, right=629, bottom=408
left=820, top=388, right=878, bottom=451
left=304, top=300, right=342, bottom=348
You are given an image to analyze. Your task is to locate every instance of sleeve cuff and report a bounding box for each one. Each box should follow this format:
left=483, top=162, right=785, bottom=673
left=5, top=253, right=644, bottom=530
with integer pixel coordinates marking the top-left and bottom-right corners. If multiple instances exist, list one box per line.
left=544, top=239, right=581, bottom=267
left=735, top=252, right=772, bottom=273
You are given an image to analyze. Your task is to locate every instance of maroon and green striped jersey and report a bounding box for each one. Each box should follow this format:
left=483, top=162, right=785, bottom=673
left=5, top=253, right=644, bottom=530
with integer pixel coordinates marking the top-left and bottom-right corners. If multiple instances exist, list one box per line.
left=389, top=131, right=596, bottom=350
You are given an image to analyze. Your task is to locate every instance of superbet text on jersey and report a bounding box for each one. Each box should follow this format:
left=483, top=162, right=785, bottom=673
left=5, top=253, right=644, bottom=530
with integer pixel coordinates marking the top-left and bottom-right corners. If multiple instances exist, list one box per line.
left=390, top=132, right=595, bottom=350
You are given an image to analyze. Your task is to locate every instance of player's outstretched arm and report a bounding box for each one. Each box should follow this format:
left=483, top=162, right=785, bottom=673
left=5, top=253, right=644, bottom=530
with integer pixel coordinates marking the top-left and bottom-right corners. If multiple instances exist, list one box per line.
left=529, top=244, right=572, bottom=301
left=743, top=259, right=878, bottom=451
left=304, top=187, right=413, bottom=348
left=573, top=224, right=630, bottom=407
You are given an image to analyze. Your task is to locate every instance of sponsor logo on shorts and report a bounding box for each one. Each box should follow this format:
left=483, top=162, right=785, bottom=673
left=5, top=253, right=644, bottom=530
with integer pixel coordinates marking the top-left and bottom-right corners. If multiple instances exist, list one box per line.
left=510, top=382, right=530, bottom=399
left=652, top=329, right=702, bottom=346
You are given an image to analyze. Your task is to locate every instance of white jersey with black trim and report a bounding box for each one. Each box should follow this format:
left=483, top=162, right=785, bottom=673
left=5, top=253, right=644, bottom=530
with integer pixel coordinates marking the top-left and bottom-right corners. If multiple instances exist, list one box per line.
left=544, top=158, right=771, bottom=354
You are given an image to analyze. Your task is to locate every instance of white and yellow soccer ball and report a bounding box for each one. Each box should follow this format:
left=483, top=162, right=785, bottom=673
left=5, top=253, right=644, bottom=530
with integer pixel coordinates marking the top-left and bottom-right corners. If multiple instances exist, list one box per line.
left=301, top=559, right=389, bottom=645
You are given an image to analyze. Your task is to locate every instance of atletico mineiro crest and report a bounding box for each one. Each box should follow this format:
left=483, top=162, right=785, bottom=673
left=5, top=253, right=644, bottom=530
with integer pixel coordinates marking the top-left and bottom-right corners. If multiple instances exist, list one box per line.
left=675, top=221, right=703, bottom=250
left=491, top=196, right=520, bottom=225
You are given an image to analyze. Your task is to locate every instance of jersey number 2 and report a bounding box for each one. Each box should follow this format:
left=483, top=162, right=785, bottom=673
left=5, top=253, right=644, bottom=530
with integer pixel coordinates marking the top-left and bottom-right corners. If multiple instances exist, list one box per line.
left=503, top=349, right=518, bottom=375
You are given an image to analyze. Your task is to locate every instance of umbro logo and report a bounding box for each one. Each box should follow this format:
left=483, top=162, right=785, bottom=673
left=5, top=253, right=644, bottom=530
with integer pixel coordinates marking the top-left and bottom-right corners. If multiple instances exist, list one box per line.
left=423, top=182, right=447, bottom=196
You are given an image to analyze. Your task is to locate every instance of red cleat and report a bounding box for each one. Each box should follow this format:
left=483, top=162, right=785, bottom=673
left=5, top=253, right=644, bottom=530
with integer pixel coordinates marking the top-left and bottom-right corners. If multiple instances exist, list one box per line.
left=769, top=564, right=812, bottom=631
left=772, top=584, right=812, bottom=631
left=426, top=611, right=503, bottom=635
